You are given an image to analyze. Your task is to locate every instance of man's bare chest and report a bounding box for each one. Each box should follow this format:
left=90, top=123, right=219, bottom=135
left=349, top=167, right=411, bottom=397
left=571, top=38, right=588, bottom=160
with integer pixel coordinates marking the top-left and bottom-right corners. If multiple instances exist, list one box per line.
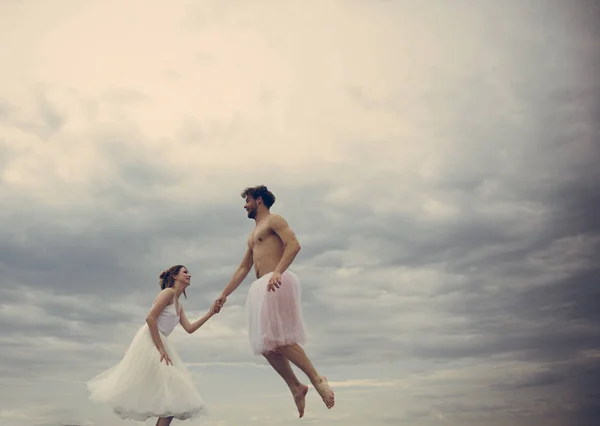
left=249, top=225, right=273, bottom=247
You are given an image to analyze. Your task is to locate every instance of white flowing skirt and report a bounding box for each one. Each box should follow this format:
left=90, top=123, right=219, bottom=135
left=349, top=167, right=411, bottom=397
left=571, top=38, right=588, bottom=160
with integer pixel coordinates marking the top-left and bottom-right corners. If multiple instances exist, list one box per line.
left=87, top=324, right=205, bottom=422
left=245, top=270, right=307, bottom=355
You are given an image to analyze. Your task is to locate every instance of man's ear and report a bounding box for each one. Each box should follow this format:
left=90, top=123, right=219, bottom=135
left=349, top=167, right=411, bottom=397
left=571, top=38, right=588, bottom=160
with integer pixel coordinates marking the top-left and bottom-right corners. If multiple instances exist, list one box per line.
left=256, top=196, right=263, bottom=205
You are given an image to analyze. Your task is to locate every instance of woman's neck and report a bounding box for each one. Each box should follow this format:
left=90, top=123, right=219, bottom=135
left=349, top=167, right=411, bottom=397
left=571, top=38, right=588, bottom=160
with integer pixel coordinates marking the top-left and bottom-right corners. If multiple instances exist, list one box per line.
left=172, top=283, right=184, bottom=299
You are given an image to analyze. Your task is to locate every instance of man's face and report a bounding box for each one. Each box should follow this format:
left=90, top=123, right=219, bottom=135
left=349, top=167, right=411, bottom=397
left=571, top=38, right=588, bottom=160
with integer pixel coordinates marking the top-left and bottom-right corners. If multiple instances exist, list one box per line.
left=244, top=196, right=258, bottom=219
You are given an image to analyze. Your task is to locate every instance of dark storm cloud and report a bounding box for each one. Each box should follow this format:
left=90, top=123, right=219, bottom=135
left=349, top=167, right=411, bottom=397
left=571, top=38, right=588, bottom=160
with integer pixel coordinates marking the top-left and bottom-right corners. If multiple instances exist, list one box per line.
left=303, top=178, right=600, bottom=368
left=549, top=172, right=600, bottom=235
left=284, top=67, right=600, bottom=415
left=0, top=203, right=248, bottom=295
left=0, top=287, right=136, bottom=329
left=494, top=357, right=600, bottom=392
left=343, top=71, right=598, bottom=280
left=0, top=285, right=144, bottom=378
left=490, top=357, right=600, bottom=426
left=517, top=267, right=600, bottom=325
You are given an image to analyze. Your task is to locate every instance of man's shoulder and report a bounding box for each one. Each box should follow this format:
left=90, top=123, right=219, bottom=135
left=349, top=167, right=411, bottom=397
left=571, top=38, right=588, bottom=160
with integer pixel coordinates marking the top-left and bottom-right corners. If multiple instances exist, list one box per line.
left=267, top=213, right=290, bottom=227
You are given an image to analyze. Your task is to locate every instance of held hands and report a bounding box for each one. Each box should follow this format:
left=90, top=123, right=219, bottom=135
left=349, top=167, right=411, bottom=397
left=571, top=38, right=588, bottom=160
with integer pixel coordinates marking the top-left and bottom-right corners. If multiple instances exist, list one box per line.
left=267, top=271, right=283, bottom=292
left=207, top=304, right=219, bottom=317
left=213, top=294, right=227, bottom=313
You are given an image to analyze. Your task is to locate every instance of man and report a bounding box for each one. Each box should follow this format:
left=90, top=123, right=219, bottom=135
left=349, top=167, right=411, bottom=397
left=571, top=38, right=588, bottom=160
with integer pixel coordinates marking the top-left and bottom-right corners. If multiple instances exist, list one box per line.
left=213, top=185, right=334, bottom=418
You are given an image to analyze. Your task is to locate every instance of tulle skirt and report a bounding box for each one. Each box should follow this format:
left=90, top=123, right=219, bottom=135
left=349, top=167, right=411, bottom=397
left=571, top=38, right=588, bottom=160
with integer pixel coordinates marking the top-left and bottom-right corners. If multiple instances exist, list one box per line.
left=87, top=324, right=206, bottom=422
left=245, top=270, right=307, bottom=354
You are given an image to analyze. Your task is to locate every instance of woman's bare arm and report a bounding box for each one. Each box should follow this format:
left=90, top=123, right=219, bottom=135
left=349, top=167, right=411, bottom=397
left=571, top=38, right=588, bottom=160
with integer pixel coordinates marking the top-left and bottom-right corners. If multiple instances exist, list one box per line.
left=179, top=306, right=216, bottom=334
left=146, top=289, right=175, bottom=362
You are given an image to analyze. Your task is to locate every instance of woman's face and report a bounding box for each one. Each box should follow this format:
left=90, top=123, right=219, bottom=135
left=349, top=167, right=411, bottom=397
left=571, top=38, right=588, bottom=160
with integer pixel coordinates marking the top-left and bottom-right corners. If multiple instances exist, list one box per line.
left=174, top=266, right=191, bottom=288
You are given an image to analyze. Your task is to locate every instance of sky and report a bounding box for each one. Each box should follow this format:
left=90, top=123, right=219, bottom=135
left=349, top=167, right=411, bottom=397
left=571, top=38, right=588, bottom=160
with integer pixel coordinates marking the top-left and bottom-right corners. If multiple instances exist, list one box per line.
left=0, top=0, right=599, bottom=425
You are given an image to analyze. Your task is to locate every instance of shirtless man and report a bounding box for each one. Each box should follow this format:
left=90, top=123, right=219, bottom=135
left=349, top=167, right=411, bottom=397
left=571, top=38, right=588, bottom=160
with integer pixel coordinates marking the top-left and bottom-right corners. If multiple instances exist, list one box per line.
left=213, top=185, right=334, bottom=418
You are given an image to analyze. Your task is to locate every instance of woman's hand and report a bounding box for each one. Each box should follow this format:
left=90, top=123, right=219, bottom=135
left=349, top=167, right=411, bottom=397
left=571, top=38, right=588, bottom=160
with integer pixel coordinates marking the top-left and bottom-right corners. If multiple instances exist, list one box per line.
left=159, top=349, right=172, bottom=366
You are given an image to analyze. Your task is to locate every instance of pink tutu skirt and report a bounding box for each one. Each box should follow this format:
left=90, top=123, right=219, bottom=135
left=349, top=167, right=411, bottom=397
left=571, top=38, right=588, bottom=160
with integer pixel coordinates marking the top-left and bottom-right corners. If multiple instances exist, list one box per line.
left=245, top=270, right=307, bottom=354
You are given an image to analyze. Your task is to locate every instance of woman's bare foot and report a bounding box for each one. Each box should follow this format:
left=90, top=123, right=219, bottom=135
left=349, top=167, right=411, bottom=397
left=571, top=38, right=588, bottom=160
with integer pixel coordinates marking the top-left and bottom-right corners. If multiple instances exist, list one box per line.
left=291, top=384, right=309, bottom=418
left=313, top=376, right=335, bottom=409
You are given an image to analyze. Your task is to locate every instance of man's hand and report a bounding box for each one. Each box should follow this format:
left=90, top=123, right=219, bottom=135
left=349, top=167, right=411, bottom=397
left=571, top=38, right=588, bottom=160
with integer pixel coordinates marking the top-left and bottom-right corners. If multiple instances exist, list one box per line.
left=213, top=294, right=227, bottom=313
left=207, top=304, right=219, bottom=317
left=267, top=272, right=282, bottom=292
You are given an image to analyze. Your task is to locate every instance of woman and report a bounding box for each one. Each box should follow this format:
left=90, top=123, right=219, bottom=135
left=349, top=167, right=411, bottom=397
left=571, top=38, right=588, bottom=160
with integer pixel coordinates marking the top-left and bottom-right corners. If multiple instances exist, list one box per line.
left=87, top=265, right=215, bottom=426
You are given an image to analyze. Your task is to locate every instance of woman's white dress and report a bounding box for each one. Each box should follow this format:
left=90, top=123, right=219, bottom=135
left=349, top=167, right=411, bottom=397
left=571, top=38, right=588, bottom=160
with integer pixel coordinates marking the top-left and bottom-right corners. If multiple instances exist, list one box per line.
left=87, top=302, right=205, bottom=421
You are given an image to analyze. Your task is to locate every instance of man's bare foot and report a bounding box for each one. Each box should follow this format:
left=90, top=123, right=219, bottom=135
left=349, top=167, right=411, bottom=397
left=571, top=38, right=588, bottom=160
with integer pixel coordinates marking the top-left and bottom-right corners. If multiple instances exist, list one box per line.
left=292, top=384, right=309, bottom=418
left=313, top=376, right=335, bottom=409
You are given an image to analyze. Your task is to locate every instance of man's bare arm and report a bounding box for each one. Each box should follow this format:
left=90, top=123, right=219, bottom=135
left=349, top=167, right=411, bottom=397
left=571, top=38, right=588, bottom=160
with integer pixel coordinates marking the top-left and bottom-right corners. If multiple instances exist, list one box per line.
left=271, top=214, right=301, bottom=274
left=220, top=246, right=254, bottom=297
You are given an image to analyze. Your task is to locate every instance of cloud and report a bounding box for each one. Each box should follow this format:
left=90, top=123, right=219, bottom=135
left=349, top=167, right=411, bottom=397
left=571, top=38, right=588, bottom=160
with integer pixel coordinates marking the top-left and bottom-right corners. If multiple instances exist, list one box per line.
left=100, top=88, right=151, bottom=105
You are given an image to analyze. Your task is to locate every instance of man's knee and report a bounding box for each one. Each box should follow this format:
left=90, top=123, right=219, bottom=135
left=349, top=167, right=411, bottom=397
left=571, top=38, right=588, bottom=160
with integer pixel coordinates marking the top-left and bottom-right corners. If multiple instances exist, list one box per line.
left=263, top=349, right=281, bottom=360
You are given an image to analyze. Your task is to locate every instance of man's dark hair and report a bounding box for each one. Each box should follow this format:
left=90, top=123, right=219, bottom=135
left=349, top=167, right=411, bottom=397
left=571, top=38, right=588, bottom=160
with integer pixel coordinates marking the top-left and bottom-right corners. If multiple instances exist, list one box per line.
left=241, top=185, right=276, bottom=208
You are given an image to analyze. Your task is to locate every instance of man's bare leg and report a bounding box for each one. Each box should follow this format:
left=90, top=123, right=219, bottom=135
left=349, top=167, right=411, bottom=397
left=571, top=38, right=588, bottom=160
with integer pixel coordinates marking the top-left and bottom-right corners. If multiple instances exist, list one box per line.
left=264, top=351, right=309, bottom=417
left=279, top=344, right=335, bottom=409
left=157, top=417, right=173, bottom=426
